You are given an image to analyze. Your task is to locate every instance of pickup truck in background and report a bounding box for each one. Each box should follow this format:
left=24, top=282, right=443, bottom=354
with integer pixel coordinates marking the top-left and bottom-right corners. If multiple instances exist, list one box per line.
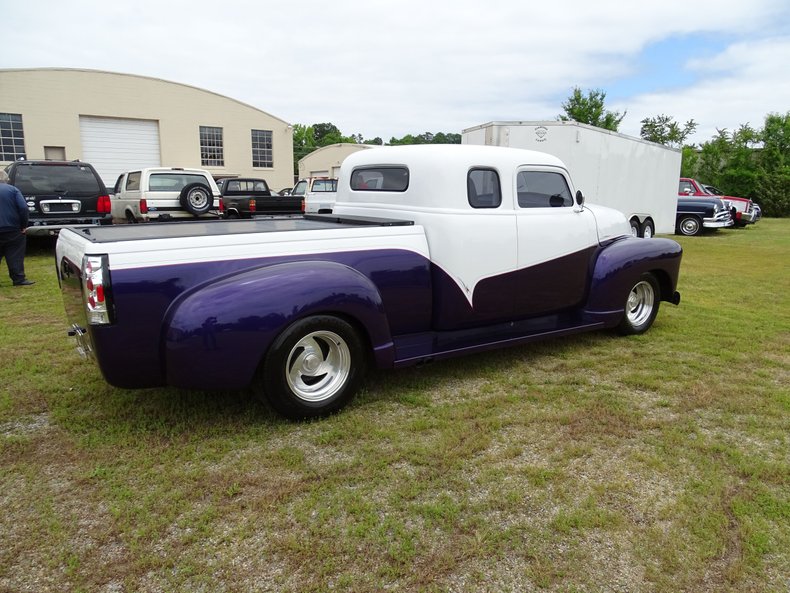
left=293, top=177, right=338, bottom=213
left=675, top=196, right=733, bottom=236
left=112, top=167, right=222, bottom=223
left=678, top=178, right=758, bottom=227
left=55, top=145, right=682, bottom=420
left=218, top=177, right=302, bottom=218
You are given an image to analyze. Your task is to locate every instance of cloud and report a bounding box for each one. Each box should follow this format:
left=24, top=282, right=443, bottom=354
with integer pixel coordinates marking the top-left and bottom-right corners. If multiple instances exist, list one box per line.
left=2, top=0, right=789, bottom=141
left=615, top=36, right=790, bottom=144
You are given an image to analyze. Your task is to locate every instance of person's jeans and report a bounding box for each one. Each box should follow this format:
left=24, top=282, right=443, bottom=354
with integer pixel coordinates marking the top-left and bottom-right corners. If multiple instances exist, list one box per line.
left=0, top=230, right=27, bottom=284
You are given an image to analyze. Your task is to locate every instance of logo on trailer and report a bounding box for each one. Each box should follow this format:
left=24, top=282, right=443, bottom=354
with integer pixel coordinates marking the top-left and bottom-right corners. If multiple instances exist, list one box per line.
left=535, top=126, right=548, bottom=142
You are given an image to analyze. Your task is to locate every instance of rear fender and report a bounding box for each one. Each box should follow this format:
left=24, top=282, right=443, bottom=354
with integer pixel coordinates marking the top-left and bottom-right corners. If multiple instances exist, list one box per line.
left=163, top=260, right=393, bottom=390
left=583, top=237, right=682, bottom=325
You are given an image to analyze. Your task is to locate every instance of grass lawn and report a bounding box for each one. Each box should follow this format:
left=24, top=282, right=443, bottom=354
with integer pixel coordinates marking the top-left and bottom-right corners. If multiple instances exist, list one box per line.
left=1, top=220, right=788, bottom=592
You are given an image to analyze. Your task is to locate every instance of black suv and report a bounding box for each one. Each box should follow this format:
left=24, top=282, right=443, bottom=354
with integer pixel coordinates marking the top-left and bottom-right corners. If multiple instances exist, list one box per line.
left=4, top=160, right=112, bottom=236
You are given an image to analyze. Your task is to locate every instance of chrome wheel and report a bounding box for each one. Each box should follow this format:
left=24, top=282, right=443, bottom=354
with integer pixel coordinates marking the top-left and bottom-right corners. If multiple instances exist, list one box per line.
left=626, top=280, right=655, bottom=328
left=285, top=330, right=351, bottom=403
left=678, top=216, right=701, bottom=236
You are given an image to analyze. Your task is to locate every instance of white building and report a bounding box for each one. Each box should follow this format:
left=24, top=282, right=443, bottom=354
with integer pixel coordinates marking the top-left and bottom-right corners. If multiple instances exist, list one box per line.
left=298, top=143, right=374, bottom=179
left=0, top=68, right=294, bottom=190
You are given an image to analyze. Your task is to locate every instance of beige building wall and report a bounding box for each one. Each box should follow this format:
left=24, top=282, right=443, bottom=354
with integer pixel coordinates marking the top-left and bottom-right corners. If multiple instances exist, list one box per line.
left=298, top=143, right=374, bottom=179
left=0, top=68, right=294, bottom=189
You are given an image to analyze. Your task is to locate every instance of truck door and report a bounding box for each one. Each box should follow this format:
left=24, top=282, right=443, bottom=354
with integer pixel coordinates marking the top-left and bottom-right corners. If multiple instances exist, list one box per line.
left=514, top=168, right=599, bottom=317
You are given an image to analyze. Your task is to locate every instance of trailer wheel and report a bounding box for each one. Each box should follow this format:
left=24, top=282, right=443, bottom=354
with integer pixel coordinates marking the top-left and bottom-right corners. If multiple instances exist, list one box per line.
left=617, top=273, right=660, bottom=335
left=641, top=219, right=655, bottom=239
left=629, top=219, right=640, bottom=237
left=676, top=215, right=702, bottom=236
left=179, top=183, right=212, bottom=216
left=261, top=315, right=366, bottom=420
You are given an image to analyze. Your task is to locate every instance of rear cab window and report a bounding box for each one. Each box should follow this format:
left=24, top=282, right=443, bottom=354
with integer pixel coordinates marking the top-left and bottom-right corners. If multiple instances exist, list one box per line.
left=350, top=168, right=409, bottom=191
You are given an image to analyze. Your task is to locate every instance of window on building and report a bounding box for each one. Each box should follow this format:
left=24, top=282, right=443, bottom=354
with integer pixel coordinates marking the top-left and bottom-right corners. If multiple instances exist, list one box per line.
left=252, top=129, right=273, bottom=168
left=516, top=171, right=572, bottom=208
left=200, top=126, right=224, bottom=167
left=0, top=113, right=26, bottom=161
left=44, top=146, right=66, bottom=161
left=467, top=168, right=501, bottom=208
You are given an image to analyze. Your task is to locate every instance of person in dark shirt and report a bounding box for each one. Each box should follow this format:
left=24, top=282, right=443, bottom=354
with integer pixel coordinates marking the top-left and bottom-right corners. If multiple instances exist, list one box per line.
left=0, top=170, right=34, bottom=286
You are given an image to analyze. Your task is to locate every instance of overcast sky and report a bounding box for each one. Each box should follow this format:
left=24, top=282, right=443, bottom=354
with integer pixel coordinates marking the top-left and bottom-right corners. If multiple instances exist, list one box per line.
left=3, top=0, right=789, bottom=145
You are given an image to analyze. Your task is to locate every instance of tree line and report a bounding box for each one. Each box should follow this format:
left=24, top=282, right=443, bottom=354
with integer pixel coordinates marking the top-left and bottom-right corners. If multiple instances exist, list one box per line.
left=294, top=88, right=788, bottom=216
left=292, top=123, right=461, bottom=174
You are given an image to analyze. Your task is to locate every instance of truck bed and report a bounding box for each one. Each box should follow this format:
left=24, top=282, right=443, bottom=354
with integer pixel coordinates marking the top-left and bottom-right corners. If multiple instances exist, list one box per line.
left=70, top=214, right=414, bottom=243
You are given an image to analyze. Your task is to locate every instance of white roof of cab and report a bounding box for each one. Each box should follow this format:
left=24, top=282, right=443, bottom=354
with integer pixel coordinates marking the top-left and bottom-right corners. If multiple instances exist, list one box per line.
left=341, top=143, right=567, bottom=171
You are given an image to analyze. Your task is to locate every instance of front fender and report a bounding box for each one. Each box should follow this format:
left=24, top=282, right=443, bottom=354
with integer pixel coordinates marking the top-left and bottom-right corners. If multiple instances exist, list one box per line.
left=583, top=237, right=682, bottom=324
left=163, top=260, right=394, bottom=390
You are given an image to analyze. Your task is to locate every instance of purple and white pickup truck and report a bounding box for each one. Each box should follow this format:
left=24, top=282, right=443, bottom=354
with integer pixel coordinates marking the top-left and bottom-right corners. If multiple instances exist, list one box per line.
left=55, top=145, right=682, bottom=419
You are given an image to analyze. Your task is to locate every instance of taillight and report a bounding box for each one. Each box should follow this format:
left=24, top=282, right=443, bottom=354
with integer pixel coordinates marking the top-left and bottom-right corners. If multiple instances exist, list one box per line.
left=97, top=195, right=111, bottom=214
left=249, top=198, right=256, bottom=213
left=219, top=198, right=225, bottom=213
left=140, top=199, right=148, bottom=214
left=82, top=255, right=113, bottom=325
left=301, top=199, right=305, bottom=213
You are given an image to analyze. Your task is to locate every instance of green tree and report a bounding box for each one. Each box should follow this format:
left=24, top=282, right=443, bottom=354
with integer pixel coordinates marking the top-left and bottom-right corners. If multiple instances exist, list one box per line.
left=292, top=124, right=317, bottom=174
left=292, top=122, right=361, bottom=174
left=680, top=145, right=699, bottom=178
left=388, top=132, right=461, bottom=145
left=681, top=114, right=790, bottom=216
left=640, top=114, right=698, bottom=148
left=312, top=122, right=342, bottom=145
left=756, top=111, right=790, bottom=216
left=558, top=87, right=626, bottom=131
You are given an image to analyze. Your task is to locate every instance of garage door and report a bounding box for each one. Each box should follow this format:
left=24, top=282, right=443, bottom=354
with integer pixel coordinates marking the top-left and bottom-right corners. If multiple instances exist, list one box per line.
left=80, top=116, right=161, bottom=187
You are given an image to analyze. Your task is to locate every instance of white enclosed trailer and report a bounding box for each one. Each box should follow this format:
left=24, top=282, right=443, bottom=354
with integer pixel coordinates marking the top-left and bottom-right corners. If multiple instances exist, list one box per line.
left=462, top=121, right=681, bottom=236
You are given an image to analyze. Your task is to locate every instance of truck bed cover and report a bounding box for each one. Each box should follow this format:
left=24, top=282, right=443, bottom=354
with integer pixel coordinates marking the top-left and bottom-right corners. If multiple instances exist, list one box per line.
left=69, top=214, right=414, bottom=244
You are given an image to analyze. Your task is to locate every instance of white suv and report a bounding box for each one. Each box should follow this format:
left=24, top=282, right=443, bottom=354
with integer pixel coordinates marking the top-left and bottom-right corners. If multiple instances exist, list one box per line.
left=111, top=167, right=222, bottom=223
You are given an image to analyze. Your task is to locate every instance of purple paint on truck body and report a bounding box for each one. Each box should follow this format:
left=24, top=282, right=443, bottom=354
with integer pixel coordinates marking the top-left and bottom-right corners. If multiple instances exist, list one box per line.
left=87, top=235, right=681, bottom=392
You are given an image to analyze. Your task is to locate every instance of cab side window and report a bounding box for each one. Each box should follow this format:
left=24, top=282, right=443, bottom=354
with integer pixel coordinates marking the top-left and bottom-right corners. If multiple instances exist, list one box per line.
left=467, top=168, right=501, bottom=208
left=126, top=172, right=141, bottom=191
left=516, top=171, right=572, bottom=208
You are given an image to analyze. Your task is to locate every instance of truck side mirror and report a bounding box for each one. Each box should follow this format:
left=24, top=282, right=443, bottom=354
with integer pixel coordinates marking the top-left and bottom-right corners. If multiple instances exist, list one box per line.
left=575, top=190, right=585, bottom=207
